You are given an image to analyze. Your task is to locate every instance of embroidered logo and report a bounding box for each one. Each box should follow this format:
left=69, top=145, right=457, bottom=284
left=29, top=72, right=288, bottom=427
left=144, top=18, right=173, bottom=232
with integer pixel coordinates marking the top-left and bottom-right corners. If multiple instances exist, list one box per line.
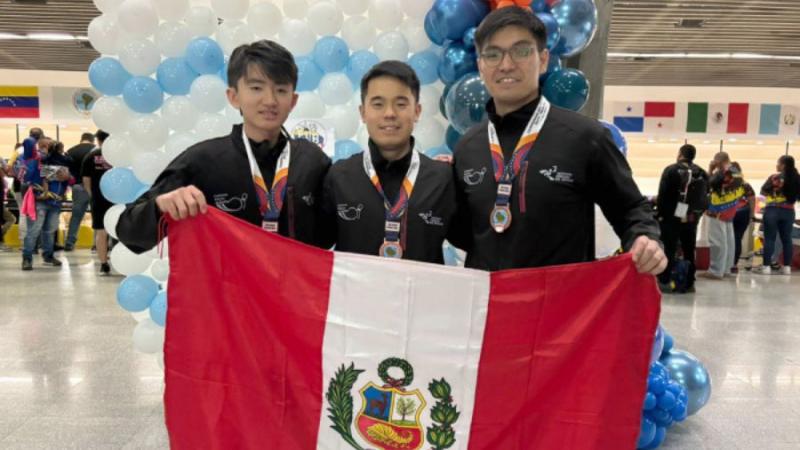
left=418, top=211, right=444, bottom=227
left=463, top=167, right=487, bottom=186
left=337, top=204, right=364, bottom=221
left=302, top=192, right=315, bottom=206
left=539, top=165, right=574, bottom=184
left=214, top=193, right=248, bottom=213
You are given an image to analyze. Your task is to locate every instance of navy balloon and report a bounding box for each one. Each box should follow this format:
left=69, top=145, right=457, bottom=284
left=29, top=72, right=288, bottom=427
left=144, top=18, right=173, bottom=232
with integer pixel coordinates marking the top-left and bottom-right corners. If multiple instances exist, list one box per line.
left=122, top=76, right=164, bottom=114
left=660, top=349, right=712, bottom=416
left=100, top=168, right=148, bottom=204
left=424, top=10, right=446, bottom=46
left=600, top=120, right=629, bottom=157
left=445, top=125, right=462, bottom=150
left=296, top=56, right=324, bottom=92
left=345, top=50, right=380, bottom=87
left=334, top=140, right=363, bottom=162
left=185, top=37, right=225, bottom=75
left=89, top=57, right=132, bottom=96
left=116, top=275, right=159, bottom=313
left=462, top=27, right=477, bottom=48
left=445, top=73, right=491, bottom=134
left=539, top=55, right=562, bottom=87
left=149, top=290, right=168, bottom=327
left=637, top=417, right=656, bottom=449
left=429, top=0, right=489, bottom=41
left=438, top=41, right=477, bottom=85
left=550, top=0, right=598, bottom=57
left=543, top=68, right=589, bottom=111
left=313, top=36, right=350, bottom=73
left=537, top=12, right=561, bottom=51
left=531, top=0, right=549, bottom=12
left=409, top=50, right=440, bottom=85
left=157, top=57, right=199, bottom=96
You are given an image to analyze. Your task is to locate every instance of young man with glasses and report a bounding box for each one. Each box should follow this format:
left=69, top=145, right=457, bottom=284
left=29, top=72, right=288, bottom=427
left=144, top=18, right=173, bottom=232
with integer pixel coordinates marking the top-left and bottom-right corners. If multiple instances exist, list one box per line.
left=452, top=6, right=665, bottom=273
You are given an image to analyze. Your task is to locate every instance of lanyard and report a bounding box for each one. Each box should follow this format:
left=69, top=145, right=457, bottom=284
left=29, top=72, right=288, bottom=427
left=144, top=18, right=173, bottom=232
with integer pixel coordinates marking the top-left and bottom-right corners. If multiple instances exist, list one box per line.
left=241, top=128, right=291, bottom=233
left=362, top=147, right=420, bottom=258
left=487, top=97, right=550, bottom=233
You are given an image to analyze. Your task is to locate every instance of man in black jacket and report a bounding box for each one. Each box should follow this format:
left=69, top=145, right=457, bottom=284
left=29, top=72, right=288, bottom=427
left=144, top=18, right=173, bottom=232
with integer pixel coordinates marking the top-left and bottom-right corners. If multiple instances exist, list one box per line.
left=452, top=7, right=664, bottom=273
left=117, top=40, right=331, bottom=253
left=320, top=61, right=459, bottom=263
left=64, top=132, right=96, bottom=251
left=656, top=144, right=708, bottom=292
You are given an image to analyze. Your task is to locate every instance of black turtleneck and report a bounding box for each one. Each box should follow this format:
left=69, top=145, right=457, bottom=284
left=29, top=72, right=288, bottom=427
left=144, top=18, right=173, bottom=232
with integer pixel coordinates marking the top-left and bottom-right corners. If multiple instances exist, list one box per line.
left=368, top=138, right=413, bottom=203
left=487, top=96, right=541, bottom=161
left=247, top=132, right=288, bottom=188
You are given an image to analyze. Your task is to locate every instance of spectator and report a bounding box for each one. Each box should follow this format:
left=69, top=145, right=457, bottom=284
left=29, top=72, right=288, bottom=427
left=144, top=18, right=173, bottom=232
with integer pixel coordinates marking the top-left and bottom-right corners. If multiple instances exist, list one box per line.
left=700, top=152, right=745, bottom=280
left=754, top=155, right=799, bottom=275
left=81, top=131, right=113, bottom=275
left=64, top=132, right=96, bottom=251
left=730, top=162, right=755, bottom=273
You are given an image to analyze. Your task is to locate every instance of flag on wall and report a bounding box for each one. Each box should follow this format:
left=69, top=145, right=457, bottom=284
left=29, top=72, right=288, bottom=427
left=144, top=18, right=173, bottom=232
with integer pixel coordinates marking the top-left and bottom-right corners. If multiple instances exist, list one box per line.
left=779, top=105, right=800, bottom=136
left=163, top=209, right=660, bottom=450
left=727, top=103, right=749, bottom=133
left=643, top=102, right=675, bottom=133
left=612, top=102, right=645, bottom=132
left=0, top=86, right=40, bottom=118
left=758, top=104, right=781, bottom=135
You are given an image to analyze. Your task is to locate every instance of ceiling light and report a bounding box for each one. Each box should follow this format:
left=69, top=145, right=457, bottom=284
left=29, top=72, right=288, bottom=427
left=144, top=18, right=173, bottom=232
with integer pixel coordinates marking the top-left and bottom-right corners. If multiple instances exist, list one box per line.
left=0, top=32, right=24, bottom=39
left=27, top=33, right=75, bottom=41
left=608, top=52, right=800, bottom=61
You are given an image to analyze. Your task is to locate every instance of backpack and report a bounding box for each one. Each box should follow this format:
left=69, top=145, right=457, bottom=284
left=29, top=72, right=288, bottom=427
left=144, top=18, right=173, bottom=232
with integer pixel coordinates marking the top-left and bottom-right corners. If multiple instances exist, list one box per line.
left=683, top=166, right=709, bottom=213
left=670, top=259, right=691, bottom=293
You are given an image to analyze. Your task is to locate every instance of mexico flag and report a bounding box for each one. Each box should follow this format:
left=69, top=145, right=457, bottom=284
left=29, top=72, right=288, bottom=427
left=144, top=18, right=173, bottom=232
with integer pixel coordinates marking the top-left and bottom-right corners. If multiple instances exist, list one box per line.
left=164, top=209, right=660, bottom=450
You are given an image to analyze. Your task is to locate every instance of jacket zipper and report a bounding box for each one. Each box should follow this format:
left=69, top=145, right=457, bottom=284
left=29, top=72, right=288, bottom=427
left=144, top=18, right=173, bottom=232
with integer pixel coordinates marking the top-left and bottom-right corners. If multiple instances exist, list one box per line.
left=287, top=186, right=296, bottom=239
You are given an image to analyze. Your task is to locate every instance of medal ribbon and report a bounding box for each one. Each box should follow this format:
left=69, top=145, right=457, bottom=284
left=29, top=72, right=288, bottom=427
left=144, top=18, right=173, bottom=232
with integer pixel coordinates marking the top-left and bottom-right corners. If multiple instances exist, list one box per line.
left=242, top=127, right=291, bottom=227
left=362, top=147, right=421, bottom=244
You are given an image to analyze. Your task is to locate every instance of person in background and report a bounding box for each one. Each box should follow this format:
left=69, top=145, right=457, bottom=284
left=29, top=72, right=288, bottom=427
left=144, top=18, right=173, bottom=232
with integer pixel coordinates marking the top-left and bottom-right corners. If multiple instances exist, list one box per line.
left=0, top=157, right=16, bottom=251
left=81, top=131, right=113, bottom=275
left=730, top=162, right=755, bottom=273
left=699, top=152, right=745, bottom=280
left=754, top=155, right=799, bottom=275
left=64, top=132, right=96, bottom=251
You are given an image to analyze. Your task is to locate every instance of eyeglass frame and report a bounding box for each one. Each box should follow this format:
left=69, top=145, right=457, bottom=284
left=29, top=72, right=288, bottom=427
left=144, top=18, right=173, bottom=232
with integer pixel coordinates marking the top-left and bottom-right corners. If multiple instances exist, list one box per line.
left=478, top=43, right=541, bottom=67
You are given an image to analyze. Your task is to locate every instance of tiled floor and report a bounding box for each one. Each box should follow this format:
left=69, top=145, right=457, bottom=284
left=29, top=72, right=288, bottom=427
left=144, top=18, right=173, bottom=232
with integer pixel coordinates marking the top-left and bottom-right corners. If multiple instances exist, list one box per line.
left=1, top=249, right=798, bottom=449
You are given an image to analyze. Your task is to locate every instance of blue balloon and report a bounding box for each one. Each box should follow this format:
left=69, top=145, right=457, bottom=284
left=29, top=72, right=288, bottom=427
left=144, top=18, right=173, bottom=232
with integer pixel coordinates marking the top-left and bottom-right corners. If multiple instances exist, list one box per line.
left=218, top=61, right=229, bottom=86
left=651, top=361, right=670, bottom=382
left=642, top=426, right=666, bottom=449
left=333, top=140, right=363, bottom=162
left=296, top=56, right=324, bottom=92
left=122, top=76, right=164, bottom=114
left=539, top=53, right=562, bottom=87
left=88, top=57, right=132, bottom=96
left=149, top=290, right=168, bottom=327
left=537, top=12, right=561, bottom=51
left=424, top=10, right=446, bottom=46
left=671, top=400, right=688, bottom=422
left=157, top=57, right=199, bottom=96
left=445, top=72, right=491, bottom=134
left=313, top=36, right=350, bottom=73
left=423, top=145, right=452, bottom=160
left=657, top=390, right=677, bottom=411
left=445, top=125, right=462, bottom=150
left=550, top=0, right=598, bottom=57
left=462, top=27, right=477, bottom=48
left=116, top=275, right=159, bottom=313
left=661, top=331, right=674, bottom=357
left=647, top=373, right=667, bottom=395
left=438, top=41, right=477, bottom=85
left=429, top=0, right=489, bottom=41
left=651, top=324, right=665, bottom=363
left=637, top=417, right=656, bottom=448
left=185, top=37, right=225, bottom=75
left=442, top=242, right=462, bottom=266
left=600, top=120, right=629, bottom=157
left=660, top=349, right=712, bottom=416
left=100, top=168, right=148, bottom=204
left=440, top=82, right=454, bottom=118
left=646, top=407, right=672, bottom=428
left=345, top=50, right=380, bottom=87
left=409, top=50, right=440, bottom=85
left=643, top=392, right=657, bottom=411
left=531, top=0, right=549, bottom=13
left=543, top=68, right=589, bottom=112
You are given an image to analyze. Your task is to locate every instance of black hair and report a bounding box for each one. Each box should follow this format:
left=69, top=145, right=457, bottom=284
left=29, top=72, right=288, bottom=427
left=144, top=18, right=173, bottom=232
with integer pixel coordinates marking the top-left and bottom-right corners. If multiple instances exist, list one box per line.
left=29, top=127, right=43, bottom=139
left=227, top=40, right=298, bottom=89
left=50, top=141, right=64, bottom=155
left=360, top=60, right=421, bottom=104
left=95, top=130, right=109, bottom=144
left=80, top=132, right=95, bottom=142
left=779, top=155, right=799, bottom=203
left=679, top=144, right=696, bottom=162
left=474, top=6, right=548, bottom=52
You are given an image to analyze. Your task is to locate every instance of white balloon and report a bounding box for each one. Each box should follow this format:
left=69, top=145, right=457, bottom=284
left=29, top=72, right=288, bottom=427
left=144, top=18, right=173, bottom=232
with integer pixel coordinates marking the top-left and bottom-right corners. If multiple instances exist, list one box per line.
left=190, top=75, right=228, bottom=113
left=282, top=0, right=308, bottom=19
left=129, top=114, right=170, bottom=151
left=111, top=243, right=156, bottom=276
left=132, top=319, right=164, bottom=354
left=400, top=20, right=431, bottom=53
left=119, top=38, right=160, bottom=76
left=195, top=113, right=232, bottom=141
left=88, top=14, right=122, bottom=55
left=318, top=73, right=354, bottom=106
left=165, top=132, right=197, bottom=162
left=324, top=104, right=359, bottom=140
left=224, top=104, right=243, bottom=125
left=368, top=0, right=402, bottom=31
left=248, top=2, right=283, bottom=38
left=419, top=84, right=442, bottom=118
left=155, top=0, right=189, bottom=21
left=155, top=21, right=192, bottom=58
left=337, top=0, right=368, bottom=15
left=290, top=93, right=326, bottom=119
left=279, top=19, right=316, bottom=56
left=356, top=123, right=370, bottom=148
left=413, top=117, right=445, bottom=151
left=373, top=31, right=409, bottom=61
left=102, top=133, right=136, bottom=168
left=217, top=20, right=255, bottom=56
left=131, top=310, right=150, bottom=322
left=185, top=6, right=218, bottom=38
left=92, top=96, right=133, bottom=134
left=93, top=0, right=123, bottom=13
left=132, top=150, right=170, bottom=184
left=341, top=15, right=377, bottom=52
left=210, top=0, right=249, bottom=20
left=162, top=96, right=200, bottom=132
left=156, top=350, right=165, bottom=370
left=402, top=0, right=432, bottom=19
left=308, top=2, right=343, bottom=36
left=117, top=0, right=159, bottom=38
left=151, top=259, right=170, bottom=283
left=103, top=204, right=126, bottom=239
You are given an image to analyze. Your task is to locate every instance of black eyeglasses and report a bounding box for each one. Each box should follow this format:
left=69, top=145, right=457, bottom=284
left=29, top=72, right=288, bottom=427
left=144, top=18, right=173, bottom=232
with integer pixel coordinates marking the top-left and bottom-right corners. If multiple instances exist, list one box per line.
left=479, top=46, right=537, bottom=66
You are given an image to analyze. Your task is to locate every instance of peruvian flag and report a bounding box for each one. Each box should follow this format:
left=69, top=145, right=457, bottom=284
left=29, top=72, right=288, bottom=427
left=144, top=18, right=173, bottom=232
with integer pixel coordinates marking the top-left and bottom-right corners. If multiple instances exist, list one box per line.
left=164, top=209, right=660, bottom=450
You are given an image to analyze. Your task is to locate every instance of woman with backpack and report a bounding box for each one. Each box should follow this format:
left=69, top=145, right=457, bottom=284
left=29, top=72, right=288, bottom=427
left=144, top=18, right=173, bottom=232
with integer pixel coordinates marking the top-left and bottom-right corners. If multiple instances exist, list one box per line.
left=755, top=155, right=800, bottom=275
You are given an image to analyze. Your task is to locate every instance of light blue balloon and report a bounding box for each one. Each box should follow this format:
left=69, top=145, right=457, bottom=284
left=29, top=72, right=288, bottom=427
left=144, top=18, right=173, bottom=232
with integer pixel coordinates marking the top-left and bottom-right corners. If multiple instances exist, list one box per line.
left=438, top=41, right=477, bottom=85
left=424, top=145, right=452, bottom=160
left=345, top=50, right=380, bottom=87
left=313, top=36, right=350, bottom=73
left=157, top=57, right=199, bottom=96
left=296, top=56, right=324, bottom=92
left=409, top=50, right=440, bottom=85
left=218, top=61, right=229, bottom=86
left=88, top=57, right=132, bottom=96
left=442, top=242, right=462, bottom=267
left=100, top=168, right=148, bottom=204
left=550, top=0, right=598, bottom=57
left=444, top=72, right=491, bottom=134
left=543, top=68, right=589, bottom=112
left=660, top=349, right=712, bottom=416
left=185, top=37, right=225, bottom=75
left=149, top=291, right=168, bottom=327
left=122, top=76, right=164, bottom=114
left=537, top=12, right=561, bottom=51
left=333, top=140, right=363, bottom=162
left=116, top=275, right=159, bottom=313
left=600, top=120, right=628, bottom=157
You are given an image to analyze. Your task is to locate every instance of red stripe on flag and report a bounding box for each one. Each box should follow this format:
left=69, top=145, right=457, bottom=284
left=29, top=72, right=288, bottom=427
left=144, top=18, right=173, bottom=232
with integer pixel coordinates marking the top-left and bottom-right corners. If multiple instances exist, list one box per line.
left=644, top=102, right=675, bottom=118
left=469, top=256, right=660, bottom=449
left=164, top=209, right=333, bottom=450
left=0, top=107, right=39, bottom=118
left=727, top=103, right=749, bottom=133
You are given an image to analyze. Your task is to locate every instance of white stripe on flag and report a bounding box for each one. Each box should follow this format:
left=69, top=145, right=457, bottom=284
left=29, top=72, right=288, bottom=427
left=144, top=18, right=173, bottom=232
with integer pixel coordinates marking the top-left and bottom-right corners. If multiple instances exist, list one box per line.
left=613, top=101, right=644, bottom=117
left=707, top=103, right=727, bottom=134
left=317, top=253, right=491, bottom=450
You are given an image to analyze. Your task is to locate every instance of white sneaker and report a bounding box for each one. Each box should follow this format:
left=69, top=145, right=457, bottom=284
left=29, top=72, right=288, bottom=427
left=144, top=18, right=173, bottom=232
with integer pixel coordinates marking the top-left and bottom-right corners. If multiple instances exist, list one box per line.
left=780, top=266, right=791, bottom=276
left=753, top=266, right=772, bottom=275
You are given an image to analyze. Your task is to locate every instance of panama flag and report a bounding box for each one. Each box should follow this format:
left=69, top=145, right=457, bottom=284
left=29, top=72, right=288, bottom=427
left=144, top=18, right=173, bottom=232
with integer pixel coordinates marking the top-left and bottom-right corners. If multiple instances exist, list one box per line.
left=612, top=102, right=645, bottom=132
left=164, top=209, right=660, bottom=450
left=643, top=102, right=675, bottom=134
